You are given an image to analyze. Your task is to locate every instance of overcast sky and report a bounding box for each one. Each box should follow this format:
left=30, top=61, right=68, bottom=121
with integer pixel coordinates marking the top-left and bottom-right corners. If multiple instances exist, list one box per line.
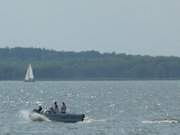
left=0, top=0, right=179, bottom=56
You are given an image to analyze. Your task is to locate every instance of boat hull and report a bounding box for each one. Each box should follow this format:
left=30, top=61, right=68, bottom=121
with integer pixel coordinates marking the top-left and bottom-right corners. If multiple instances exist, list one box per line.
left=29, top=112, right=85, bottom=123
left=44, top=113, right=85, bottom=123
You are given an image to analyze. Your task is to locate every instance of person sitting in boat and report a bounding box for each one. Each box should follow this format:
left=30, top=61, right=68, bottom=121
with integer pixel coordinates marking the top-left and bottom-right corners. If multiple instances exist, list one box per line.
left=61, top=102, right=66, bottom=113
left=33, top=105, right=43, bottom=113
left=46, top=106, right=55, bottom=114
left=54, top=101, right=59, bottom=113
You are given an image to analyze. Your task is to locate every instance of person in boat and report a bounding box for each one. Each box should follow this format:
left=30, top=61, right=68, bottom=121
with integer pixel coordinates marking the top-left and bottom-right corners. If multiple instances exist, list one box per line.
left=54, top=101, right=59, bottom=113
left=61, top=102, right=66, bottom=113
left=45, top=101, right=59, bottom=114
left=46, top=106, right=55, bottom=114
left=33, top=105, right=43, bottom=113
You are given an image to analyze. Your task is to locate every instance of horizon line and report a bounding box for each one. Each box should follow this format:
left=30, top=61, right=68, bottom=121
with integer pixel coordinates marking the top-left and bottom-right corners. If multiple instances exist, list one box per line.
left=0, top=46, right=179, bottom=58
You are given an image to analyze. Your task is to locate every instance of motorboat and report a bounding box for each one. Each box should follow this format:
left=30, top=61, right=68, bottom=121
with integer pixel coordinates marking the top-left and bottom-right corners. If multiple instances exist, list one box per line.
left=29, top=110, right=85, bottom=123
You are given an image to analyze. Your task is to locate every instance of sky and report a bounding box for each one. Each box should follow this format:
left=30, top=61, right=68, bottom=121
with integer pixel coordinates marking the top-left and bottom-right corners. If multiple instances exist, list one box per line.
left=0, top=0, right=179, bottom=56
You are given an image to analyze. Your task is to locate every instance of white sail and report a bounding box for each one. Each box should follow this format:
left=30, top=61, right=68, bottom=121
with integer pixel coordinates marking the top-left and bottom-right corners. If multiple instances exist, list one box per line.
left=25, top=64, right=34, bottom=81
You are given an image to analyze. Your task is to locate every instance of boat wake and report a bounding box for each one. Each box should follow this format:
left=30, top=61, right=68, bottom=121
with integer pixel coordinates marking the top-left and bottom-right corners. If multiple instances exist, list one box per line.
left=19, top=110, right=32, bottom=121
left=19, top=110, right=50, bottom=122
left=142, top=118, right=179, bottom=124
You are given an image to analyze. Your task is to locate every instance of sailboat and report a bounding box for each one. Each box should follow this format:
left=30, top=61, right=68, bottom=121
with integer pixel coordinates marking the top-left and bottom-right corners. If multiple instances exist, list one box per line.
left=24, top=64, right=35, bottom=82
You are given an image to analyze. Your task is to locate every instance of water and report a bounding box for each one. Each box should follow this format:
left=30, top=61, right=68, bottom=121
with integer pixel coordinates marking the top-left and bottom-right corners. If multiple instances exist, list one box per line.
left=0, top=81, right=180, bottom=135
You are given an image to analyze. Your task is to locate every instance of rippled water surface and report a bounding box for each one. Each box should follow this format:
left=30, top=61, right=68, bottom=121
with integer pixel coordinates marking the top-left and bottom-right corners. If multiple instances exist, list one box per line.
left=0, top=81, right=180, bottom=135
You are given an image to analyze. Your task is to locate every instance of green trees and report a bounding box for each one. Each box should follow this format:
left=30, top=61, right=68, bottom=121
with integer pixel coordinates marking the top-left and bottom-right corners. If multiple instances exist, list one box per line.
left=0, top=47, right=180, bottom=80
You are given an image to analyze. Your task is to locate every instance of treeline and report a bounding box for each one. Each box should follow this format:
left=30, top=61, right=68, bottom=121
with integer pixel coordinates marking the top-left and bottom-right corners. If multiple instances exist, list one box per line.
left=0, top=47, right=180, bottom=80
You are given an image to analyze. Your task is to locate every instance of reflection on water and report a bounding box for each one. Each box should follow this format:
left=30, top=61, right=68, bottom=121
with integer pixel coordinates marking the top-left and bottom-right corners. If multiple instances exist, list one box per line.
left=0, top=81, right=180, bottom=135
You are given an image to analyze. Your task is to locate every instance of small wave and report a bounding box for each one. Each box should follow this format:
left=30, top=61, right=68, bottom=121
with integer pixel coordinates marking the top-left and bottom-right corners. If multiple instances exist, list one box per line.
left=108, top=104, right=115, bottom=108
left=142, top=119, right=179, bottom=124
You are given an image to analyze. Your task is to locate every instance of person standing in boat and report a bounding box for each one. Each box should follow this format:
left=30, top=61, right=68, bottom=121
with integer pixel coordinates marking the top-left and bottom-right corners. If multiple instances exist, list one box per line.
left=54, top=101, right=59, bottom=113
left=61, top=102, right=66, bottom=113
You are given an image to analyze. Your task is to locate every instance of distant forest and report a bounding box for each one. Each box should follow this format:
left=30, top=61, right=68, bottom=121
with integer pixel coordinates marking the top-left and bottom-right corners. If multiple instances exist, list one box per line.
left=0, top=47, right=180, bottom=80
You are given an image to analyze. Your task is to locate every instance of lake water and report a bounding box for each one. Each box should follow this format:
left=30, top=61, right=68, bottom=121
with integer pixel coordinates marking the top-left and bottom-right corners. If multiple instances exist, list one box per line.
left=0, top=81, right=180, bottom=135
